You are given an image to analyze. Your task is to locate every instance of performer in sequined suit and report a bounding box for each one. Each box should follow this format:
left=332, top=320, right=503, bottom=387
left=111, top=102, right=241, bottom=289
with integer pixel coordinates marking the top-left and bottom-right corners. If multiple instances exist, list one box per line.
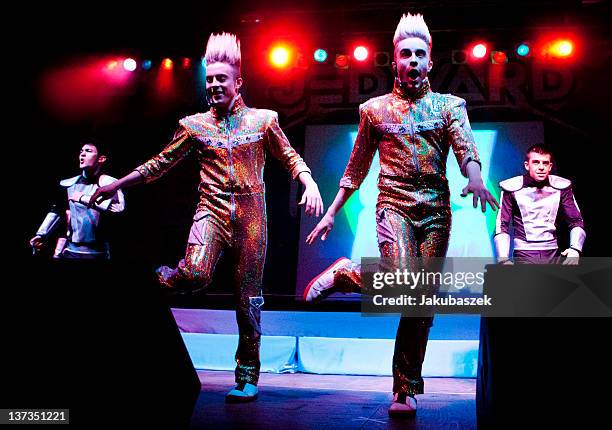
left=304, top=13, right=498, bottom=417
left=29, top=140, right=125, bottom=260
left=494, top=144, right=585, bottom=264
left=89, top=33, right=323, bottom=402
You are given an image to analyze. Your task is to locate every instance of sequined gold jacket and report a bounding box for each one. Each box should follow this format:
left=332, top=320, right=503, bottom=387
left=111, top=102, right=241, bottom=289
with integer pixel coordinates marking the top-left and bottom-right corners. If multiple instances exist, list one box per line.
left=339, top=80, right=481, bottom=224
left=136, top=95, right=311, bottom=218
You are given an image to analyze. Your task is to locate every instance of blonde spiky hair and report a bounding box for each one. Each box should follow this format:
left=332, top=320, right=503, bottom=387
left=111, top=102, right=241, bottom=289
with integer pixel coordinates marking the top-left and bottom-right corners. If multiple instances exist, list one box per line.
left=204, top=32, right=241, bottom=71
left=393, top=13, right=432, bottom=49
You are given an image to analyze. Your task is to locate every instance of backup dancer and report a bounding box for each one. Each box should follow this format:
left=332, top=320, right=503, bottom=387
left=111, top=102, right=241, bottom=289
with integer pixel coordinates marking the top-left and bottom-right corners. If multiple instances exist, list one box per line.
left=494, top=144, right=585, bottom=264
left=30, top=140, right=125, bottom=259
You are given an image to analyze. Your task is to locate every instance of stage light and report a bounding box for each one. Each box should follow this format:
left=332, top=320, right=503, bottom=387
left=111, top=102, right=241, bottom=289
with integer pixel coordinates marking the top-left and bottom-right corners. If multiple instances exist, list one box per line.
left=374, top=51, right=390, bottom=67
left=269, top=45, right=292, bottom=68
left=491, top=51, right=508, bottom=64
left=353, top=46, right=369, bottom=62
left=314, top=49, right=328, bottom=63
left=106, top=60, right=119, bottom=70
left=162, top=58, right=173, bottom=70
left=201, top=58, right=206, bottom=68
left=123, top=58, right=137, bottom=72
left=549, top=39, right=574, bottom=58
left=452, top=50, right=467, bottom=64
left=471, top=43, right=488, bottom=59
left=182, top=57, right=192, bottom=69
left=142, top=60, right=152, bottom=70
left=516, top=43, right=530, bottom=57
left=335, top=54, right=349, bottom=69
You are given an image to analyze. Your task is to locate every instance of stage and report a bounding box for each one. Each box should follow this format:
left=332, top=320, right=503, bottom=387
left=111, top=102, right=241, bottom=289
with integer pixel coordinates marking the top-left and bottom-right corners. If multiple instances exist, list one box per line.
left=190, top=370, right=476, bottom=429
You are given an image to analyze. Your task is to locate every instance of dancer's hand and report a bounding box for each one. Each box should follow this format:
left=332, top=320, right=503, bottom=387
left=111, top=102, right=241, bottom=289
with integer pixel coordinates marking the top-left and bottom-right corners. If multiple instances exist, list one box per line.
left=306, top=213, right=335, bottom=244
left=561, top=248, right=580, bottom=265
left=69, top=191, right=84, bottom=203
left=461, top=180, right=499, bottom=212
left=299, top=183, right=324, bottom=217
left=29, top=235, right=44, bottom=251
left=87, top=184, right=117, bottom=208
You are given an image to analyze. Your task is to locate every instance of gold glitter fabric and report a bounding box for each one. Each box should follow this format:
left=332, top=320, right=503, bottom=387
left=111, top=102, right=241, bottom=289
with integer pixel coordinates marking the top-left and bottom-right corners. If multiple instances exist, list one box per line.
left=137, top=95, right=310, bottom=386
left=173, top=193, right=267, bottom=385
left=340, top=79, right=480, bottom=228
left=378, top=208, right=448, bottom=396
left=135, top=94, right=310, bottom=222
left=332, top=80, right=480, bottom=396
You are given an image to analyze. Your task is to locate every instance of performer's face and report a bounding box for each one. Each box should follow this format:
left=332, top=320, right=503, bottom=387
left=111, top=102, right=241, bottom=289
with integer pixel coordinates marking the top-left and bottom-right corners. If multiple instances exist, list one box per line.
left=205, top=62, right=243, bottom=111
left=524, top=152, right=553, bottom=182
left=393, top=37, right=432, bottom=93
left=79, top=144, right=105, bottom=170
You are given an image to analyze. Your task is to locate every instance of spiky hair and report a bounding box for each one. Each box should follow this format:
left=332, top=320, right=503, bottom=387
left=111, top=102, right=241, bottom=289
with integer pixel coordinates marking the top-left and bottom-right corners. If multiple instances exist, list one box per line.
left=204, top=32, right=241, bottom=71
left=393, top=13, right=432, bottom=49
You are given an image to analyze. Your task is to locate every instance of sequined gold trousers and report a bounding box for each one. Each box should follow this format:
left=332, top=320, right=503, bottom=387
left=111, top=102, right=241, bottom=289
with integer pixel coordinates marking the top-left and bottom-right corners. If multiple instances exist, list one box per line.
left=335, top=207, right=450, bottom=396
left=165, top=193, right=267, bottom=386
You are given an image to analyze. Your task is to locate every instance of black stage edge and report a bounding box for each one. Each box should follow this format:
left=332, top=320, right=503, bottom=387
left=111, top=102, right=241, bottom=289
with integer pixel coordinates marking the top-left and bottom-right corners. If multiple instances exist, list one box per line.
left=477, top=265, right=611, bottom=429
left=1, top=260, right=200, bottom=427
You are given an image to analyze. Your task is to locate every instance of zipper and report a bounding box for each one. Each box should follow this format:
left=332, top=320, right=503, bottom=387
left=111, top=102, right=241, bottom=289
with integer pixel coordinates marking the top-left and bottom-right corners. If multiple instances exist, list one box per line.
left=225, top=114, right=236, bottom=221
left=408, top=102, right=420, bottom=175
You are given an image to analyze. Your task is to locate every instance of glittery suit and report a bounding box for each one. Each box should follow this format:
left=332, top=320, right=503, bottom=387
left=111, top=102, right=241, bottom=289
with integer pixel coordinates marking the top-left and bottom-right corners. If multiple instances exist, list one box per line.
left=335, top=80, right=480, bottom=396
left=135, top=95, right=311, bottom=385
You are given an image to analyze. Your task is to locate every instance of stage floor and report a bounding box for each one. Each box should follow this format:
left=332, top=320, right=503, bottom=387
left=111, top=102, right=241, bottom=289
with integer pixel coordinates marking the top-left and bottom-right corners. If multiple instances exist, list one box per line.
left=190, top=371, right=476, bottom=429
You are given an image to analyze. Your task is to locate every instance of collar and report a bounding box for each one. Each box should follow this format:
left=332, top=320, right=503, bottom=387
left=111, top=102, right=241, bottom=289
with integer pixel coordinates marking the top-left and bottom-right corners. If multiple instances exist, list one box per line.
left=523, top=173, right=550, bottom=188
left=80, top=170, right=101, bottom=185
left=211, top=94, right=246, bottom=119
left=392, top=77, right=431, bottom=101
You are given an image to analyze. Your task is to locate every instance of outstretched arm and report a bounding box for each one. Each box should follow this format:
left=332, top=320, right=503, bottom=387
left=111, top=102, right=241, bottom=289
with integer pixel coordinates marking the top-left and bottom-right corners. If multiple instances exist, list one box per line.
left=88, top=171, right=142, bottom=207
left=89, top=127, right=192, bottom=206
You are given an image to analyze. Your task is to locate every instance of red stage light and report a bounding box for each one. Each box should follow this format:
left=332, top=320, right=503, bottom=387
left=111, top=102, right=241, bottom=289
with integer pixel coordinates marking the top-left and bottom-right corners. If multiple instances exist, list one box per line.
left=162, top=58, right=173, bottom=70
left=547, top=39, right=574, bottom=58
left=182, top=57, right=192, bottom=69
left=106, top=60, right=119, bottom=70
left=353, top=46, right=369, bottom=61
left=471, top=43, right=488, bottom=59
left=335, top=54, right=349, bottom=69
left=492, top=51, right=508, bottom=64
left=269, top=45, right=293, bottom=69
left=123, top=58, right=137, bottom=72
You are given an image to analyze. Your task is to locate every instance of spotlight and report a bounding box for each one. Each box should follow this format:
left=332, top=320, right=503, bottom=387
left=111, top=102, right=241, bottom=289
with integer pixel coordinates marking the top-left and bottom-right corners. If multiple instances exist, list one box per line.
left=374, top=51, right=390, bottom=67
left=269, top=45, right=292, bottom=69
left=516, top=43, right=530, bottom=57
left=162, top=58, right=173, bottom=70
left=123, top=58, right=137, bottom=72
left=452, top=50, right=467, bottom=64
left=335, top=54, right=349, bottom=69
left=353, top=46, right=369, bottom=62
left=471, top=43, right=488, bottom=59
left=313, top=48, right=328, bottom=63
left=491, top=51, right=508, bottom=64
left=548, top=39, right=574, bottom=58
